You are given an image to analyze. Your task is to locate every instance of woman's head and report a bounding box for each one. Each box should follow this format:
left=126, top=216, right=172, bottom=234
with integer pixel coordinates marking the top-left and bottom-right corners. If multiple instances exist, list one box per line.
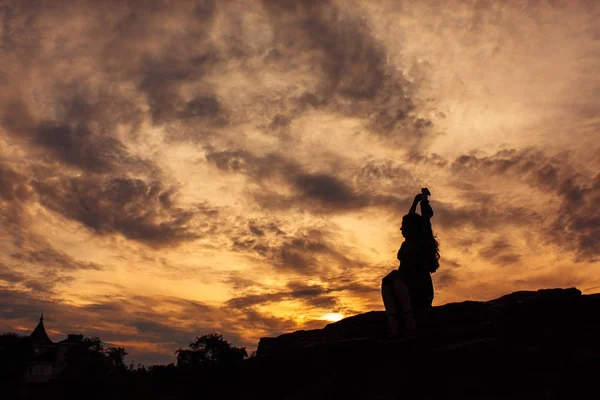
left=400, top=213, right=441, bottom=272
left=400, top=213, right=423, bottom=239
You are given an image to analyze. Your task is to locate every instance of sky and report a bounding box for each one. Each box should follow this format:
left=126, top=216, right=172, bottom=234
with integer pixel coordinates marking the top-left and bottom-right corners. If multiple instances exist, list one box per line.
left=1, top=0, right=599, bottom=365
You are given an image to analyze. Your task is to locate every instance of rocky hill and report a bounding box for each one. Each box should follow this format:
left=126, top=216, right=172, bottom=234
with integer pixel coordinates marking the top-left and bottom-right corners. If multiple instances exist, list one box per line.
left=243, top=288, right=599, bottom=399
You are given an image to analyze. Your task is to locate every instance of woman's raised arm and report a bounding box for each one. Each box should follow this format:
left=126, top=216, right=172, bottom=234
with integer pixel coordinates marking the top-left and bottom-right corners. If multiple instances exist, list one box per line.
left=420, top=199, right=434, bottom=236
left=408, top=194, right=423, bottom=214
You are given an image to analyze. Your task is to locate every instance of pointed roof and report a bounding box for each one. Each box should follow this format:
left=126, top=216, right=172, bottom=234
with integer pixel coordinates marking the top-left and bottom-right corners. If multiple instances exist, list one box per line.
left=30, top=313, right=53, bottom=345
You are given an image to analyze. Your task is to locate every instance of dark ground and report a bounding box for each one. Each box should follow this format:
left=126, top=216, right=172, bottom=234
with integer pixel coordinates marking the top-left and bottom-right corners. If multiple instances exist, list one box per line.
left=9, top=287, right=600, bottom=399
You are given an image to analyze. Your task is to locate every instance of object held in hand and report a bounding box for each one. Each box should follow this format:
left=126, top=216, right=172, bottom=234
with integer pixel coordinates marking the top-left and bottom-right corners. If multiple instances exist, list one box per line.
left=421, top=188, right=431, bottom=201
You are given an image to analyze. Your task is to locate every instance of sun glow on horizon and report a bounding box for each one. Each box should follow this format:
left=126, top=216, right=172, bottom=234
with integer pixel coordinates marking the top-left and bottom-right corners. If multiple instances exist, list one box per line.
left=322, top=313, right=344, bottom=322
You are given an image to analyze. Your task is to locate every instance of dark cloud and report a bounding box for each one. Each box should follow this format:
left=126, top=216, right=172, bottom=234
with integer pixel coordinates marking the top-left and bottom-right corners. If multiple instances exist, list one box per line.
left=248, top=221, right=266, bottom=237
left=235, top=309, right=296, bottom=333
left=405, top=152, right=450, bottom=169
left=0, top=163, right=53, bottom=251
left=260, top=0, right=433, bottom=145
left=0, top=163, right=31, bottom=203
left=0, top=263, right=25, bottom=284
left=0, top=162, right=31, bottom=235
left=22, top=273, right=77, bottom=295
left=335, top=281, right=379, bottom=295
left=205, top=149, right=299, bottom=179
left=262, top=0, right=390, bottom=100
left=33, top=121, right=133, bottom=174
left=137, top=53, right=222, bottom=125
left=229, top=220, right=355, bottom=275
left=450, top=148, right=600, bottom=260
left=1, top=92, right=149, bottom=174
left=292, top=172, right=369, bottom=211
left=443, top=258, right=463, bottom=269
left=432, top=199, right=541, bottom=231
left=225, top=281, right=340, bottom=316
left=226, top=292, right=286, bottom=310
left=179, top=94, right=225, bottom=122
left=0, top=0, right=227, bottom=170
left=132, top=319, right=192, bottom=343
left=30, top=175, right=216, bottom=247
left=268, top=114, right=292, bottom=131
left=0, top=262, right=75, bottom=295
left=222, top=272, right=267, bottom=292
left=354, top=159, right=418, bottom=189
left=434, top=269, right=458, bottom=289
left=301, top=294, right=338, bottom=309
left=10, top=248, right=102, bottom=271
left=0, top=164, right=105, bottom=277
left=0, top=288, right=51, bottom=322
left=221, top=269, right=383, bottom=333
left=223, top=268, right=375, bottom=316
left=3, top=0, right=433, bottom=153
left=91, top=1, right=225, bottom=129
left=206, top=148, right=412, bottom=215
left=234, top=230, right=332, bottom=273
left=479, top=238, right=522, bottom=266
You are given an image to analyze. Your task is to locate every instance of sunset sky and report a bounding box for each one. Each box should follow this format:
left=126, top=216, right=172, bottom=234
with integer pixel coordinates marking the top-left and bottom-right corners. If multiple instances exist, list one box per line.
left=1, top=0, right=599, bottom=365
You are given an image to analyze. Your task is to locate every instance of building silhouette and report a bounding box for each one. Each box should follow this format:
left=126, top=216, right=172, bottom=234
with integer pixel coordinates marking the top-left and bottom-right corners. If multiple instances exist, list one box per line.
left=25, top=314, right=84, bottom=383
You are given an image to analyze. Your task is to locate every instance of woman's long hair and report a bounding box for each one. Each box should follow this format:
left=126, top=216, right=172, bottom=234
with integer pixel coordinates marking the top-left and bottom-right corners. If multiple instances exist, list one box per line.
left=402, top=213, right=441, bottom=273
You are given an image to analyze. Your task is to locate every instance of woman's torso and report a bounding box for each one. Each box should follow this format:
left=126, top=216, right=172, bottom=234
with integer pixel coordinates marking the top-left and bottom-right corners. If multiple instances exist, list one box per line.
left=397, top=240, right=434, bottom=308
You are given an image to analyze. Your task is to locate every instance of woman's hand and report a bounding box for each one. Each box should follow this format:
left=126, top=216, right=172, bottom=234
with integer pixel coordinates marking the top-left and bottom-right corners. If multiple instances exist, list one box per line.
left=408, top=193, right=424, bottom=214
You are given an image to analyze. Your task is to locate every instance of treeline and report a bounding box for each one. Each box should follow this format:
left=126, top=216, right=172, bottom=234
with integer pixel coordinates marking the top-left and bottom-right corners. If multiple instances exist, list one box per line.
left=1, top=332, right=251, bottom=400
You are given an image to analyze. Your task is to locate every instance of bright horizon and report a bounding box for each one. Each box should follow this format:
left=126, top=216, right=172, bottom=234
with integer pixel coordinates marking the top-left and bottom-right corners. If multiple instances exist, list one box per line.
left=1, top=0, right=599, bottom=365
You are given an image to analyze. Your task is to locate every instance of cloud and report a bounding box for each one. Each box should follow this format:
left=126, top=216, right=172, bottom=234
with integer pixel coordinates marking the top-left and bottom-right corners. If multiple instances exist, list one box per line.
left=33, top=121, right=138, bottom=174
left=0, top=0, right=229, bottom=157
left=0, top=162, right=31, bottom=235
left=432, top=199, right=540, bottom=232
left=225, top=213, right=392, bottom=292
left=450, top=148, right=600, bottom=260
left=291, top=172, right=368, bottom=211
left=263, top=0, right=389, bottom=100
left=137, top=53, right=222, bottom=125
left=478, top=238, right=522, bottom=266
left=206, top=148, right=412, bottom=215
left=259, top=0, right=434, bottom=146
left=0, top=263, right=26, bottom=284
left=10, top=248, right=102, bottom=271
left=0, top=286, right=246, bottom=365
left=443, top=258, right=463, bottom=269
left=0, top=163, right=31, bottom=203
left=226, top=280, right=340, bottom=311
left=2, top=92, right=149, bottom=174
left=204, top=149, right=298, bottom=180
left=0, top=262, right=75, bottom=295
left=230, top=223, right=344, bottom=274
left=434, top=269, right=458, bottom=290
left=31, top=175, right=217, bottom=247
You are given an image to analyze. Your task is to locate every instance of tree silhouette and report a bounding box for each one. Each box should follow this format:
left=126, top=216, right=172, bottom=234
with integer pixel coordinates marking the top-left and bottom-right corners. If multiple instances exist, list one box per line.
left=0, top=333, right=31, bottom=391
left=82, top=336, right=104, bottom=352
left=175, top=333, right=247, bottom=367
left=105, top=346, right=128, bottom=369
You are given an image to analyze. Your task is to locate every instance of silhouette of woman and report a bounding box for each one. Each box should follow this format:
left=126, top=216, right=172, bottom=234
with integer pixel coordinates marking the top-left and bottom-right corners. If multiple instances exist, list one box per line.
left=382, top=189, right=440, bottom=337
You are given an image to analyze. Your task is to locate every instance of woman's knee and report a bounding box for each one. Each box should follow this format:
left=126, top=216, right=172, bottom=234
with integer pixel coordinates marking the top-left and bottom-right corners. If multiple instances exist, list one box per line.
left=382, top=270, right=399, bottom=284
left=381, top=269, right=400, bottom=282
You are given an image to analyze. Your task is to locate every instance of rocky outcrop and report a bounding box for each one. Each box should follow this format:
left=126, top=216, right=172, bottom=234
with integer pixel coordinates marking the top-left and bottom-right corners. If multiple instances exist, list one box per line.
left=246, top=288, right=600, bottom=399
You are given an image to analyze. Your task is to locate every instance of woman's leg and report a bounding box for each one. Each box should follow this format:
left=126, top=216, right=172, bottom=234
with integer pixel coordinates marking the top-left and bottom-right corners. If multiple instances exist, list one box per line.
left=391, top=276, right=416, bottom=336
left=381, top=272, right=400, bottom=336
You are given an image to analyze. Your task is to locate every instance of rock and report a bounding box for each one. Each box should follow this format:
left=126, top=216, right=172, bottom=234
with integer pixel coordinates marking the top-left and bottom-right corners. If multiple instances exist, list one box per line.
left=246, top=288, right=600, bottom=399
